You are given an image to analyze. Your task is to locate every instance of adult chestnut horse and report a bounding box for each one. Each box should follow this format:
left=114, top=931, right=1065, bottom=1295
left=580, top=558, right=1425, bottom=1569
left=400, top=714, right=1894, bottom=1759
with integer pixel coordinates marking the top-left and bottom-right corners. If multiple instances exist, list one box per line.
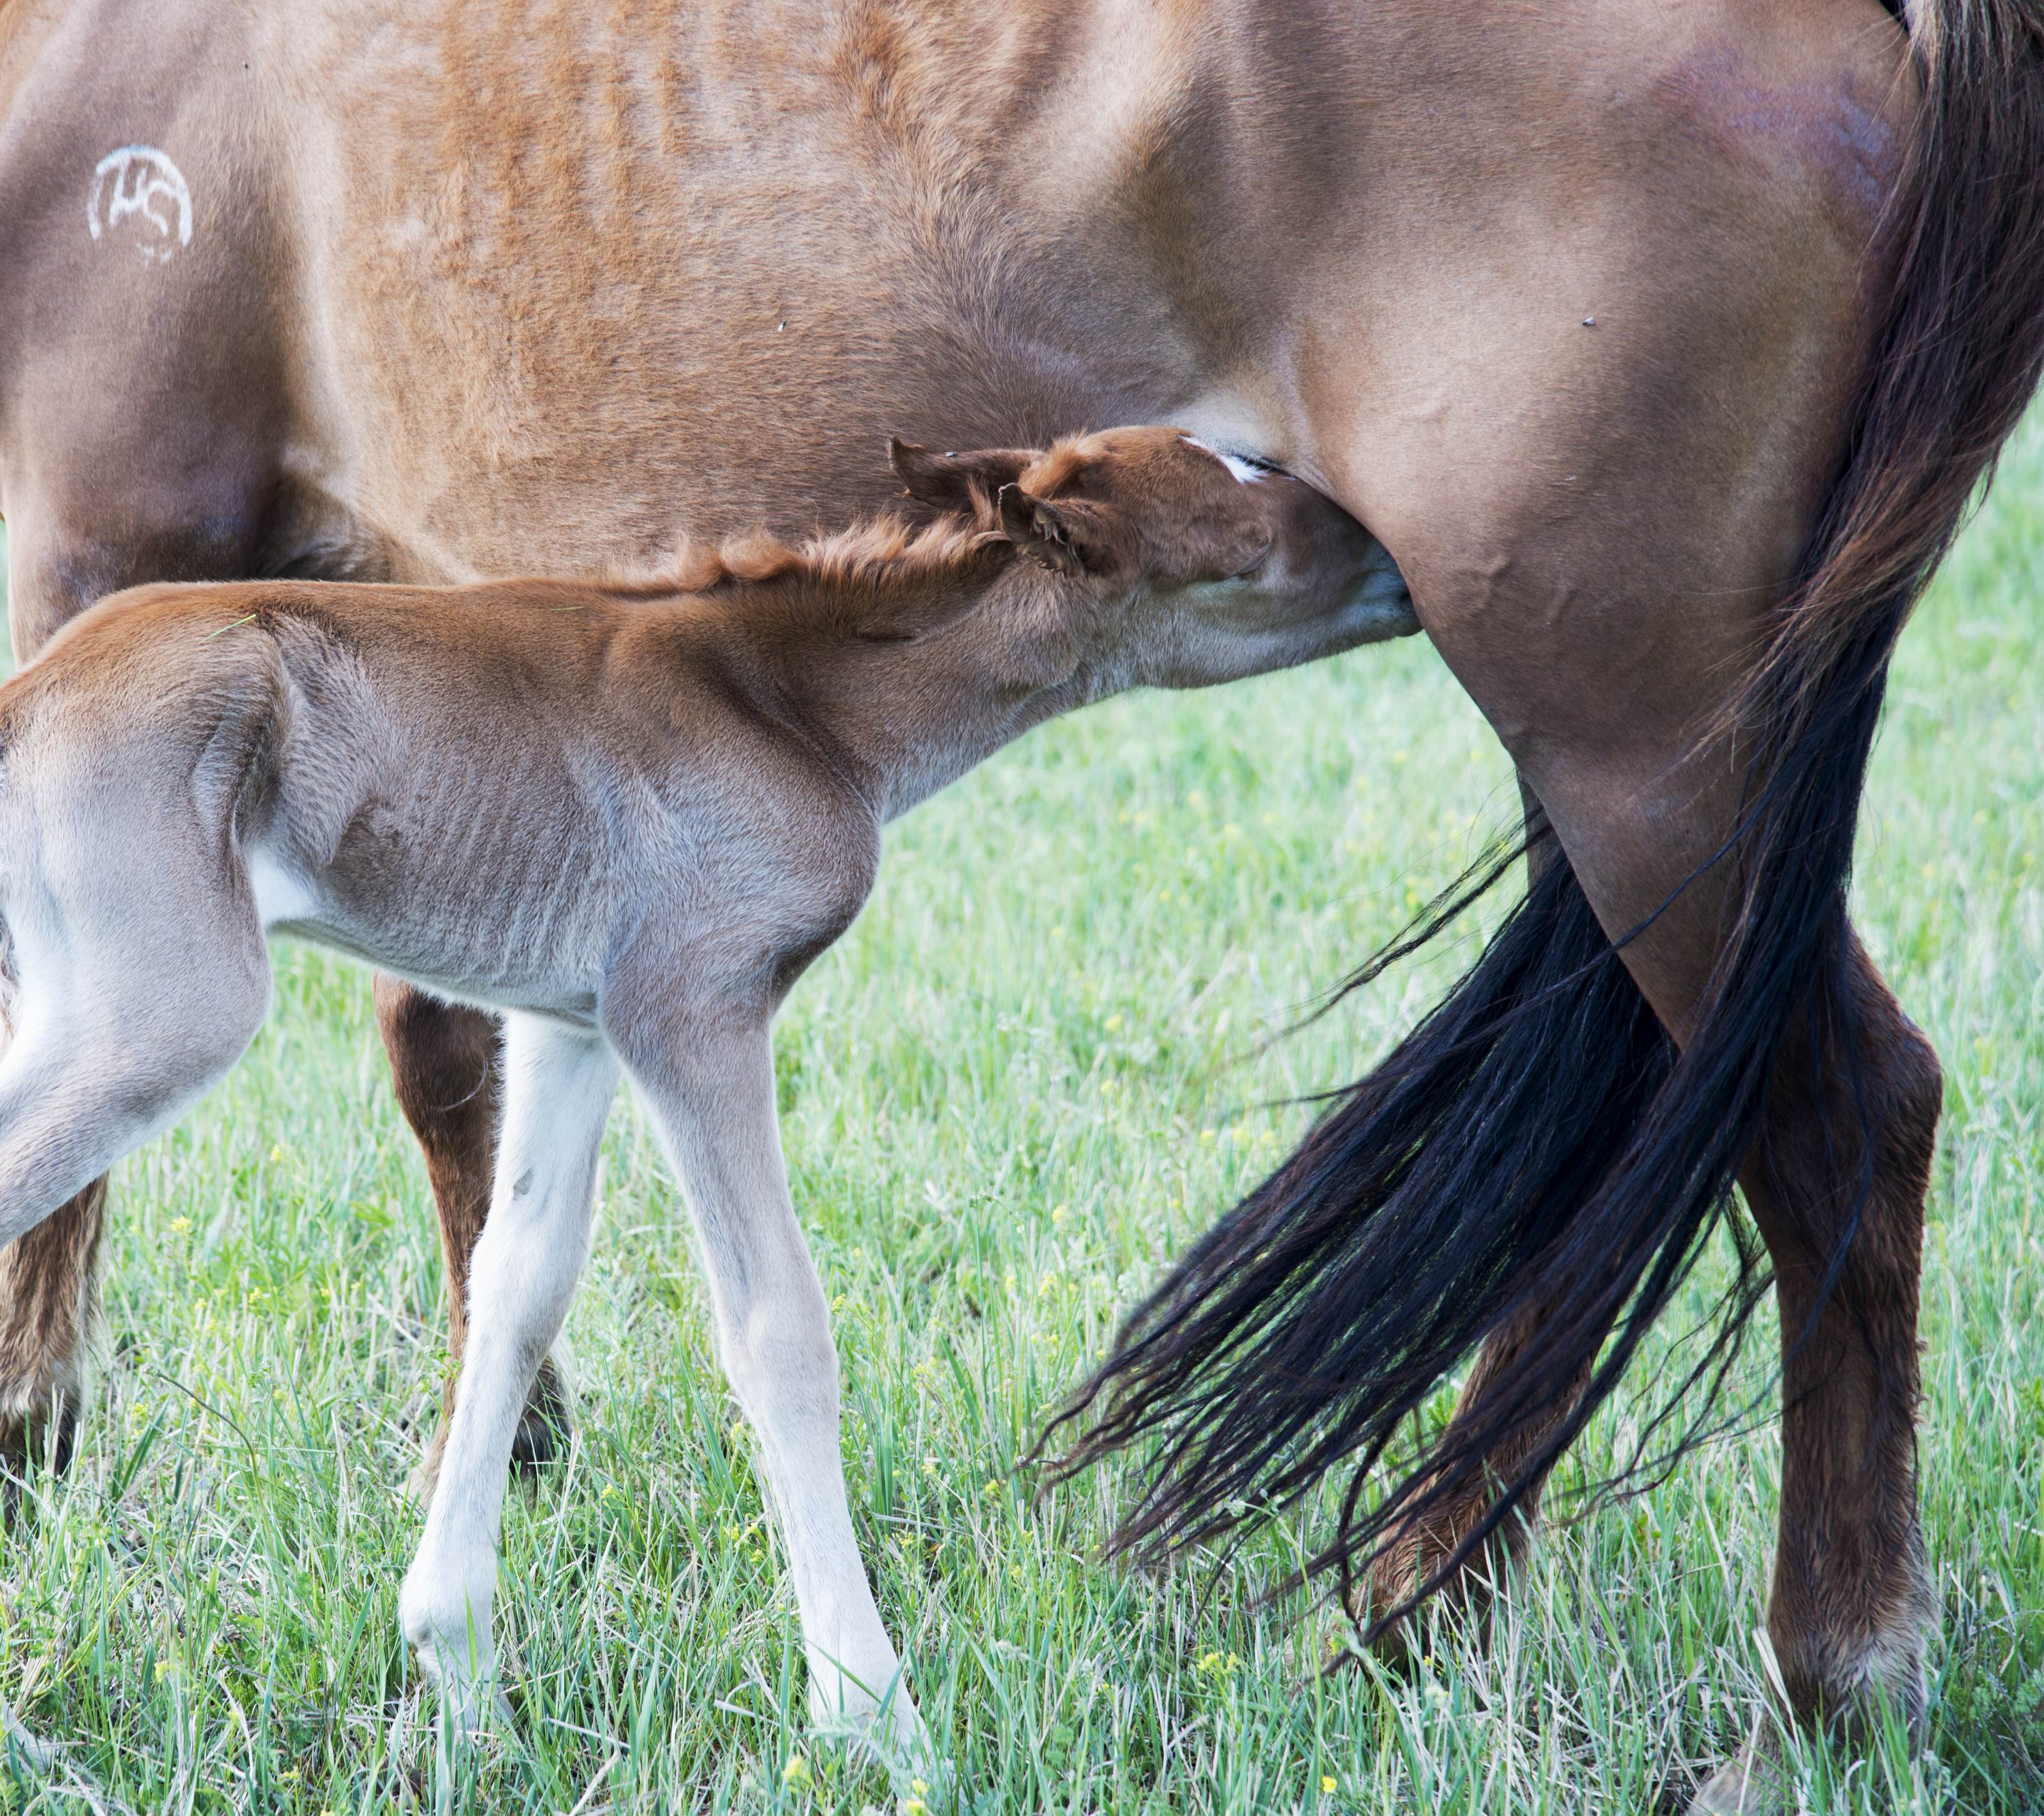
left=1, top=0, right=2040, bottom=1800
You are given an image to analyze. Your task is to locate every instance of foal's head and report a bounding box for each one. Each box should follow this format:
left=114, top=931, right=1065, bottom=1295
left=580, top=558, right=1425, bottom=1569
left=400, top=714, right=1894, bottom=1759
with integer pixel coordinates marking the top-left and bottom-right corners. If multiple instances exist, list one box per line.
left=891, top=426, right=1412, bottom=685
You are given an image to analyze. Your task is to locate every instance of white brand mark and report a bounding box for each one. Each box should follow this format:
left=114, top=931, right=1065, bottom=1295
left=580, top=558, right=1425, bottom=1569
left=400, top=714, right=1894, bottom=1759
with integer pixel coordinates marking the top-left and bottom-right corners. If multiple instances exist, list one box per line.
left=87, top=146, right=193, bottom=264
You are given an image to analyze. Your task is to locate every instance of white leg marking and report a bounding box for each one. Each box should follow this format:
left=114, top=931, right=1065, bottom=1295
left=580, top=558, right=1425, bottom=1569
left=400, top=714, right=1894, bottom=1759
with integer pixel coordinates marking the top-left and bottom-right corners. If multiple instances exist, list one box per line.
left=399, top=1014, right=618, bottom=1735
left=619, top=1019, right=927, bottom=1757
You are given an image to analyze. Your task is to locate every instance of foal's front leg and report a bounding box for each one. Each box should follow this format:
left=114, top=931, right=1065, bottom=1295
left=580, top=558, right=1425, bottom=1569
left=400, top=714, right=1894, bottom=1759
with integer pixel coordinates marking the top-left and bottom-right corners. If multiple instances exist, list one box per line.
left=400, top=1013, right=619, bottom=1734
left=610, top=1006, right=926, bottom=1758
left=373, top=980, right=576, bottom=1492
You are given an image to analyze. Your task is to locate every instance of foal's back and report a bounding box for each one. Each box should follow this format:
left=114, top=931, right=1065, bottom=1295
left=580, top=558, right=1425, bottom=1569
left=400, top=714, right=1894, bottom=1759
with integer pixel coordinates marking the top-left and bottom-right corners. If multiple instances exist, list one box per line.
left=5, top=578, right=831, bottom=1015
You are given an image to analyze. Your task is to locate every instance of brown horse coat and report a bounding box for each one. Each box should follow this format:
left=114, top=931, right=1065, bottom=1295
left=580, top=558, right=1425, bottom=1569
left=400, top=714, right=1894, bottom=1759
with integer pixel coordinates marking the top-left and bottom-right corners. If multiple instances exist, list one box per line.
left=0, top=426, right=1399, bottom=1751
left=3, top=1, right=2042, bottom=1801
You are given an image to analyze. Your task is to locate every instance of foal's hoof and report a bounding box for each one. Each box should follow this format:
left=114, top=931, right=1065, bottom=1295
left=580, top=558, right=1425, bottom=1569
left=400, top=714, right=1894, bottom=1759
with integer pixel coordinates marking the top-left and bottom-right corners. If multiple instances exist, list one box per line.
left=431, top=1679, right=516, bottom=1749
left=811, top=1680, right=938, bottom=1792
left=409, top=1639, right=515, bottom=1749
left=1687, top=1752, right=1783, bottom=1815
left=0, top=1704, right=58, bottom=1771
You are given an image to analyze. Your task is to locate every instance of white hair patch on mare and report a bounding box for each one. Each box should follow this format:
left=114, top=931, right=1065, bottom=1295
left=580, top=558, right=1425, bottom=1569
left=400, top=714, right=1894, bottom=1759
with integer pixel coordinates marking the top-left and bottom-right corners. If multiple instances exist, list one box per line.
left=87, top=146, right=193, bottom=264
left=1180, top=435, right=1269, bottom=485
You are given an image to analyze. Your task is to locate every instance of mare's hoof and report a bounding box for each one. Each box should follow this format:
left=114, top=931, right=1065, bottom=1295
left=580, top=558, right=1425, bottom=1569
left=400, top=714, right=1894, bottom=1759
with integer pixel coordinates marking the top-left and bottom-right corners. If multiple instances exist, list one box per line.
left=508, top=1354, right=574, bottom=1471
left=408, top=1352, right=574, bottom=1504
left=1347, top=1547, right=1425, bottom=1669
left=1687, top=1753, right=1782, bottom=1815
left=1347, top=1549, right=1486, bottom=1674
left=0, top=1396, right=80, bottom=1489
left=1354, top=1607, right=1421, bottom=1672
left=1347, top=1511, right=1530, bottom=1672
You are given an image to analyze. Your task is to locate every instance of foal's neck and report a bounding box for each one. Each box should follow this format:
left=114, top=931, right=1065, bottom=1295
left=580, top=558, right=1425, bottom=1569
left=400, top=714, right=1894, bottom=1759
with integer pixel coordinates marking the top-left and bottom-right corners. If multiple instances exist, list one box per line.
left=731, top=546, right=1111, bottom=820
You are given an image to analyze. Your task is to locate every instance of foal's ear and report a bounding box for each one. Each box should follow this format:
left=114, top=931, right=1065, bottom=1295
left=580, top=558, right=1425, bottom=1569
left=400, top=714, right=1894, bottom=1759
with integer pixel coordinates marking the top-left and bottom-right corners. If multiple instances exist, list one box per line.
left=997, top=484, right=1092, bottom=578
left=889, top=439, right=1033, bottom=515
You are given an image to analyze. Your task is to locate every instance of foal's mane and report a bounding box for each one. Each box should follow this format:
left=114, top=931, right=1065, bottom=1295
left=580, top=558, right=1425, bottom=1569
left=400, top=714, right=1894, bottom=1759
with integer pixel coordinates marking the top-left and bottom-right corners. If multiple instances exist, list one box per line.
left=603, top=512, right=1009, bottom=604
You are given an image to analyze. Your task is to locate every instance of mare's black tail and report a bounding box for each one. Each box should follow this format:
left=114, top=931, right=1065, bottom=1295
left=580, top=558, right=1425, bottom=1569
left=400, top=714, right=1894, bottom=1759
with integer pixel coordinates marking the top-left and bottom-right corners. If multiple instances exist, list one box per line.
left=1035, top=0, right=2044, bottom=1630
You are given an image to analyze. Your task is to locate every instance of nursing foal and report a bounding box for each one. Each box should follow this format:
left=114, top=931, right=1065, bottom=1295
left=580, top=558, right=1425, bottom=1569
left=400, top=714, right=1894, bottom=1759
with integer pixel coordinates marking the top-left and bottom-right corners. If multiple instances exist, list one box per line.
left=0, top=428, right=1407, bottom=1745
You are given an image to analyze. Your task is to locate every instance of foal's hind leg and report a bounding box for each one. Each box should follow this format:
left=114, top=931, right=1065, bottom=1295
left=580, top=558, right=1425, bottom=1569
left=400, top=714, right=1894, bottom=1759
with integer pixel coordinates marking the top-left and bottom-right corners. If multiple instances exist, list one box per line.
left=0, top=883, right=272, bottom=1311
left=0, top=1178, right=102, bottom=1475
left=374, top=980, right=574, bottom=1493
left=0, top=512, right=275, bottom=1470
left=0, top=557, right=117, bottom=1471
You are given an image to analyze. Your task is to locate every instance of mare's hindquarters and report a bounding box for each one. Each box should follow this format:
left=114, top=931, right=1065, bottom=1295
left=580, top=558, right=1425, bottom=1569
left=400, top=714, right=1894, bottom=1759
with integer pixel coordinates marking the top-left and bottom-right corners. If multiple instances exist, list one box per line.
left=1049, top=0, right=2044, bottom=1772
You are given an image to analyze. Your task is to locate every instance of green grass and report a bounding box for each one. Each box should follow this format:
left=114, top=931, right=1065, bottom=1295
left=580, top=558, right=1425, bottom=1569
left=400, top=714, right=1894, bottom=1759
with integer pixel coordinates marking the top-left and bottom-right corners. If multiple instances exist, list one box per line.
left=0, top=413, right=2038, bottom=1815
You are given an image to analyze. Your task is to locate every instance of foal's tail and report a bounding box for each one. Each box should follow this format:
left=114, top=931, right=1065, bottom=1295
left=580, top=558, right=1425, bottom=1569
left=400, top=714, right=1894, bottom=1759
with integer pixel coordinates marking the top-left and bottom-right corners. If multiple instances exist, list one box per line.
left=0, top=710, right=16, bottom=1037
left=1036, top=0, right=2044, bottom=1626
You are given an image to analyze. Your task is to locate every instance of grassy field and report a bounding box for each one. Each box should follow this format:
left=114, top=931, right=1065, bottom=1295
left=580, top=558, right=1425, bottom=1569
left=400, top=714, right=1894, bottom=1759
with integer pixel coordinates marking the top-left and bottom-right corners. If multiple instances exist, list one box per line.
left=0, top=414, right=2037, bottom=1815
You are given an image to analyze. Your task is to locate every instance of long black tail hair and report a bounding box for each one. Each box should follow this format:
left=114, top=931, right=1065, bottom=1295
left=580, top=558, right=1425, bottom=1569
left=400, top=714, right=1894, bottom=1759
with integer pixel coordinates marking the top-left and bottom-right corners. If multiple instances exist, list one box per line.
left=1035, top=0, right=2044, bottom=1631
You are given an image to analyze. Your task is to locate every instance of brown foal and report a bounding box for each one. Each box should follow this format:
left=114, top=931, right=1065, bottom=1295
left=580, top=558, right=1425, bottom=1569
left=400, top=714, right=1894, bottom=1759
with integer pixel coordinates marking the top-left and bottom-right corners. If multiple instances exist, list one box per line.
left=0, top=429, right=1406, bottom=1750
left=3, top=0, right=2043, bottom=1802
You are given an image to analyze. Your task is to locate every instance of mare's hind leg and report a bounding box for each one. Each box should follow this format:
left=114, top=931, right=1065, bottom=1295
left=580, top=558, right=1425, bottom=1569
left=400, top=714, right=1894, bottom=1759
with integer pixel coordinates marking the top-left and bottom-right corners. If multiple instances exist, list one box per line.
left=1718, top=938, right=1939, bottom=1752
left=1659, top=939, right=1937, bottom=1816
left=1413, top=587, right=1935, bottom=1774
left=1303, top=100, right=1932, bottom=1759
left=374, top=980, right=574, bottom=1493
left=1361, top=1306, right=1594, bottom=1650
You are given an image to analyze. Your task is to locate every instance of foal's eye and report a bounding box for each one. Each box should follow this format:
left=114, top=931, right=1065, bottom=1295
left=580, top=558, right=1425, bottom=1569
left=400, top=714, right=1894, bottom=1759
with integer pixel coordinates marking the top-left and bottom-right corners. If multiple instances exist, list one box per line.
left=1230, top=544, right=1273, bottom=580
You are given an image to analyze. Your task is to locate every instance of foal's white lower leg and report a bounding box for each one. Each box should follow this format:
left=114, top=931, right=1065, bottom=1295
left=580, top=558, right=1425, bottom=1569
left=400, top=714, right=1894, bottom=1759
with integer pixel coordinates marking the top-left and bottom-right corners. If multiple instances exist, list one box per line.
left=400, top=1014, right=617, bottom=1734
left=622, top=1019, right=924, bottom=1755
